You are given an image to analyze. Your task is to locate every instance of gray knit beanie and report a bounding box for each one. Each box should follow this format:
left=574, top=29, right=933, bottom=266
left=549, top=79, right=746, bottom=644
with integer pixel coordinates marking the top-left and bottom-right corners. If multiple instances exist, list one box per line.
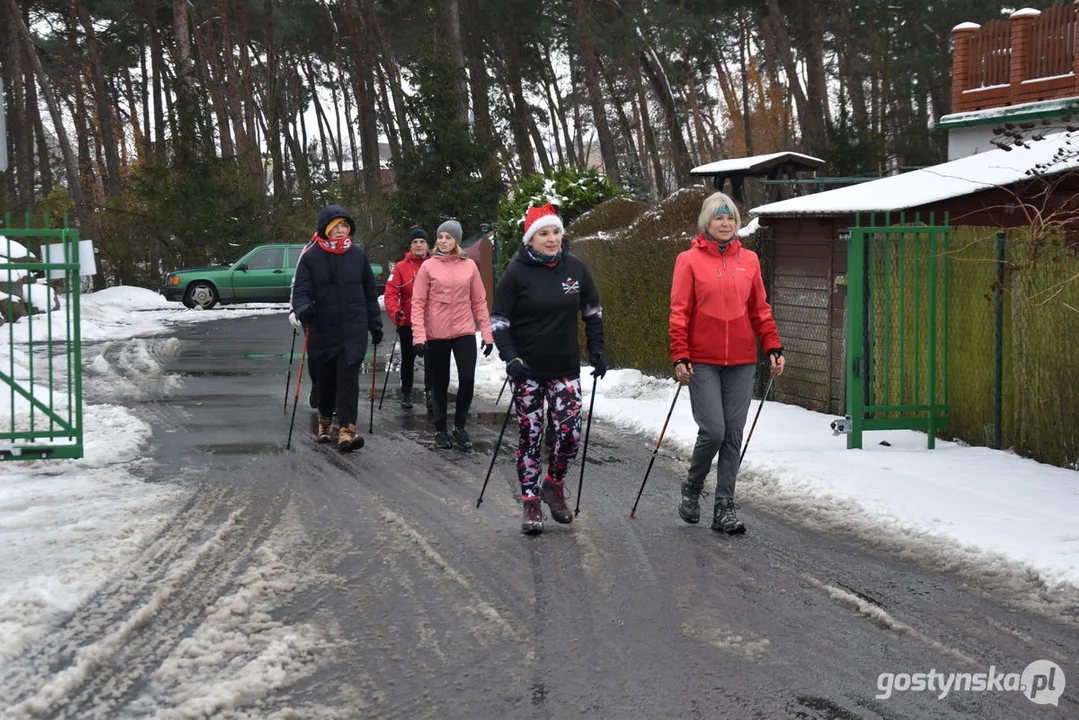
left=436, top=219, right=463, bottom=246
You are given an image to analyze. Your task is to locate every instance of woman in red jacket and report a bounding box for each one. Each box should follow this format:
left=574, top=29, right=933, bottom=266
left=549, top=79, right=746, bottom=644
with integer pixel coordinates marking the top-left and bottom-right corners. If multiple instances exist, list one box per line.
left=669, top=192, right=785, bottom=535
left=384, top=227, right=431, bottom=409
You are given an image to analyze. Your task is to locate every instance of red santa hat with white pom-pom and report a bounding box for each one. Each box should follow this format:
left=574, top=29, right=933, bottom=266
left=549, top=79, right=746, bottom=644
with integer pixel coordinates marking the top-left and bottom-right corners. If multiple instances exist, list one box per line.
left=522, top=203, right=564, bottom=245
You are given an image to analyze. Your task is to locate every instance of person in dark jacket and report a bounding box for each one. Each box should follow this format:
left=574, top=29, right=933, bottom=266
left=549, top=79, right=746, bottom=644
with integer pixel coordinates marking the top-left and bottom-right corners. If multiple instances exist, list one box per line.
left=292, top=204, right=383, bottom=451
left=383, top=227, right=432, bottom=409
left=491, top=204, right=606, bottom=534
left=670, top=191, right=785, bottom=534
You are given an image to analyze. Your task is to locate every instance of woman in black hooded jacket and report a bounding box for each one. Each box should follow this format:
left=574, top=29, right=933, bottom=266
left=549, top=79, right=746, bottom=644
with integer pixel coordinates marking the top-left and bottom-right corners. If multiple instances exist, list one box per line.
left=292, top=204, right=383, bottom=451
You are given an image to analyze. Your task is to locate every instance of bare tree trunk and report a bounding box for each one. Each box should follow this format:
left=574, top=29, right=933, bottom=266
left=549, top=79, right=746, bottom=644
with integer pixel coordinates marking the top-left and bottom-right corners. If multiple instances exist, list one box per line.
left=8, top=0, right=88, bottom=227
left=137, top=0, right=152, bottom=163
left=220, top=0, right=250, bottom=156
left=194, top=21, right=232, bottom=157
left=639, top=44, right=691, bottom=186
left=263, top=0, right=285, bottom=202
left=342, top=66, right=360, bottom=180
left=633, top=59, right=666, bottom=198
left=597, top=56, right=643, bottom=175
left=542, top=43, right=575, bottom=168
left=10, top=7, right=33, bottom=209
left=76, top=0, right=122, bottom=193
left=345, top=0, right=382, bottom=202
left=740, top=11, right=753, bottom=156
left=373, top=59, right=402, bottom=172
left=568, top=44, right=585, bottom=167
left=574, top=0, right=620, bottom=184
left=149, top=0, right=165, bottom=162
left=359, top=0, right=413, bottom=153
left=526, top=111, right=552, bottom=174
left=441, top=0, right=469, bottom=126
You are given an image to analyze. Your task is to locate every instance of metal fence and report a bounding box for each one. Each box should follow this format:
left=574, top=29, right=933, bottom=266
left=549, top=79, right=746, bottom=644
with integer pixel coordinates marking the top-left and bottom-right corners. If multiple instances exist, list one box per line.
left=1, top=213, right=83, bottom=461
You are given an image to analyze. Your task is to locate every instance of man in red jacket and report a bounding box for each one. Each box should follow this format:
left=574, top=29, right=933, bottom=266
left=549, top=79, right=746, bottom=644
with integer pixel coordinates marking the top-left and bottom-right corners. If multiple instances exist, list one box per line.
left=670, top=192, right=785, bottom=535
left=385, top=227, right=432, bottom=408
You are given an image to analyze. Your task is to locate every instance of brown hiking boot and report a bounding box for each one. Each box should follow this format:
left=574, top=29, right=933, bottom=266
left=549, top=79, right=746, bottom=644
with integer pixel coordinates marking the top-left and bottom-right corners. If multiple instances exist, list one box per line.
left=337, top=423, right=364, bottom=452
left=317, top=416, right=334, bottom=443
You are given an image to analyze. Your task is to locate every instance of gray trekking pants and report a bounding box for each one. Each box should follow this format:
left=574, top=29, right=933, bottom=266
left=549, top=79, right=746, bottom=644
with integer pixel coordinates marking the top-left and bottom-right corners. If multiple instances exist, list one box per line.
left=685, top=363, right=756, bottom=502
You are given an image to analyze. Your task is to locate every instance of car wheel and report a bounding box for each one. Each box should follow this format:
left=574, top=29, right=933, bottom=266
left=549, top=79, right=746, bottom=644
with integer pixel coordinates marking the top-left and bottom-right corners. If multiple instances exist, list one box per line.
left=183, top=281, right=219, bottom=309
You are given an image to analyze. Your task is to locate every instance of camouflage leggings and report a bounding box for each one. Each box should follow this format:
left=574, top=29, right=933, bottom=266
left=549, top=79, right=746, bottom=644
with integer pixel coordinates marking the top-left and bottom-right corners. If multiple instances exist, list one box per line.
left=512, top=377, right=583, bottom=497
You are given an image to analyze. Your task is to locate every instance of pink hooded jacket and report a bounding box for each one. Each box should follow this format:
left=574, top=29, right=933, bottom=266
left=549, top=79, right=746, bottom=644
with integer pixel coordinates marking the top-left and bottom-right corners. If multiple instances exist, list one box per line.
left=411, top=253, right=494, bottom=345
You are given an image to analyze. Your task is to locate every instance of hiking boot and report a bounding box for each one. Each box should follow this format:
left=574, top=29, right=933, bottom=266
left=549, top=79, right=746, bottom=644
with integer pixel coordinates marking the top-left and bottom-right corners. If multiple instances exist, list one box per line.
left=678, top=482, right=702, bottom=524
left=308, top=384, right=318, bottom=409
left=400, top=389, right=413, bottom=409
left=521, top=496, right=544, bottom=534
left=337, top=423, right=364, bottom=452
left=711, top=499, right=746, bottom=535
left=451, top=425, right=472, bottom=451
left=539, top=476, right=573, bottom=524
left=433, top=430, right=454, bottom=449
left=317, top=416, right=334, bottom=443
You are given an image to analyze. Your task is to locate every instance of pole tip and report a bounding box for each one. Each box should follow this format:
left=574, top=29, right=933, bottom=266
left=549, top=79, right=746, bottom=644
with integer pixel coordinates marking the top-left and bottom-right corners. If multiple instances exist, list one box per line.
left=629, top=510, right=636, bottom=518
left=475, top=499, right=483, bottom=508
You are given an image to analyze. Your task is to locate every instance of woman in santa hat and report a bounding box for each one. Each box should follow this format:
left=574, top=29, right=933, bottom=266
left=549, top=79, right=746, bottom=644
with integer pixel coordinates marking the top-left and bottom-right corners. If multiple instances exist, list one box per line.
left=491, top=204, right=607, bottom=534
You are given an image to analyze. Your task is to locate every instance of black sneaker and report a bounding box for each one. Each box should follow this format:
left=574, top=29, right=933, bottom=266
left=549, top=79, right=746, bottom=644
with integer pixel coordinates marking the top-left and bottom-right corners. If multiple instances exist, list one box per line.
left=711, top=499, right=746, bottom=535
left=433, top=430, right=454, bottom=449
left=521, top=496, right=544, bottom=534
left=400, top=389, right=413, bottom=409
left=308, top=384, right=318, bottom=409
left=451, top=425, right=472, bottom=451
left=678, top=482, right=702, bottom=524
left=539, top=477, right=573, bottom=524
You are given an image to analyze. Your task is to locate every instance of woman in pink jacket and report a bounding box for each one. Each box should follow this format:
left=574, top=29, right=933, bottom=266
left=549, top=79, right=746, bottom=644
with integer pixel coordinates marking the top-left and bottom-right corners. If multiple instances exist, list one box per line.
left=411, top=220, right=494, bottom=450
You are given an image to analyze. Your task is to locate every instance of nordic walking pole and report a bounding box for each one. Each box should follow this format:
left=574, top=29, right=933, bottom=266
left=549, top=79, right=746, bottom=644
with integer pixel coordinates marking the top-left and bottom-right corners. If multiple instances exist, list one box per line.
left=740, top=376, right=775, bottom=464
left=629, top=382, right=683, bottom=518
left=286, top=331, right=310, bottom=450
left=574, top=374, right=599, bottom=516
left=477, top=389, right=515, bottom=508
left=283, top=327, right=297, bottom=412
left=369, top=339, right=378, bottom=434
left=378, top=332, right=398, bottom=410
left=495, top=375, right=508, bottom=406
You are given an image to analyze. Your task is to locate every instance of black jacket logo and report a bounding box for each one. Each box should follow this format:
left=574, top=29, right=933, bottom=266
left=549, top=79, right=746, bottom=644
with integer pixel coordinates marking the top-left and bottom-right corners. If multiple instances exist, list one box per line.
left=562, top=278, right=581, bottom=295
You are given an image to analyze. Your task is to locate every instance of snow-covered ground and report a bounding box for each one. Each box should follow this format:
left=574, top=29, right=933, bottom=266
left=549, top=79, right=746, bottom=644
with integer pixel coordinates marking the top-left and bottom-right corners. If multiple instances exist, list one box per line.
left=2, top=286, right=1077, bottom=688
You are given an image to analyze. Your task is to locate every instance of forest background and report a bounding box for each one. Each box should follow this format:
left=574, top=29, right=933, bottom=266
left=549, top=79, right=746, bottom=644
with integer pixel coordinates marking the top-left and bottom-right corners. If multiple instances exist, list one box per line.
left=1, top=0, right=1013, bottom=285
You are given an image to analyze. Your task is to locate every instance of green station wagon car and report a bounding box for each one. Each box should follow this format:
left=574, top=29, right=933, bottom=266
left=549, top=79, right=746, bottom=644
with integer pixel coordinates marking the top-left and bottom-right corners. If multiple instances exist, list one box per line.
left=161, top=243, right=385, bottom=309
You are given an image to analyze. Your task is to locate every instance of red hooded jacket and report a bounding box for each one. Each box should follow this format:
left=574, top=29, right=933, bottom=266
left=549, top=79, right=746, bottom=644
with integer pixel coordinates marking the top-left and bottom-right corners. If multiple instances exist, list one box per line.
left=669, top=234, right=781, bottom=366
left=384, top=250, right=429, bottom=327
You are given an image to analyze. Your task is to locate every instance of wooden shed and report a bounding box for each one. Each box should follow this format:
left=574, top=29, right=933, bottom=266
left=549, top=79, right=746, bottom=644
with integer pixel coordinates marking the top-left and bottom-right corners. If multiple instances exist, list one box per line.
left=750, top=134, right=1079, bottom=415
left=690, top=151, right=826, bottom=206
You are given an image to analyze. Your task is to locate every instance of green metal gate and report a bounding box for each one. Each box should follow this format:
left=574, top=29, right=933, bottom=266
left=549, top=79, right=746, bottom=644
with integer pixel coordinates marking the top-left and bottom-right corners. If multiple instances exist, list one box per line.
left=1, top=214, right=83, bottom=461
left=843, top=213, right=950, bottom=450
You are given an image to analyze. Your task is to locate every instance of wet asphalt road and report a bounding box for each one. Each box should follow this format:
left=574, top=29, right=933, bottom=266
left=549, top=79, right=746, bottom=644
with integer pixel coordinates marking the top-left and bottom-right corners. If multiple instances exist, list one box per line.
left=3, top=311, right=1077, bottom=719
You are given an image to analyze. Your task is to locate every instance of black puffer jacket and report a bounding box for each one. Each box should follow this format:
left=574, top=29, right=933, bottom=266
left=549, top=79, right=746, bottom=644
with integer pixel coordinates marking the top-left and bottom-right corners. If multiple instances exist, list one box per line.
left=292, top=206, right=382, bottom=366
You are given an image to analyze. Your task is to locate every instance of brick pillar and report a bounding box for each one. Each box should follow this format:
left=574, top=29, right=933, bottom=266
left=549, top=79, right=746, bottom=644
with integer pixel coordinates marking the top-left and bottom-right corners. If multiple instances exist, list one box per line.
left=1009, top=8, right=1040, bottom=94
left=951, top=23, right=979, bottom=113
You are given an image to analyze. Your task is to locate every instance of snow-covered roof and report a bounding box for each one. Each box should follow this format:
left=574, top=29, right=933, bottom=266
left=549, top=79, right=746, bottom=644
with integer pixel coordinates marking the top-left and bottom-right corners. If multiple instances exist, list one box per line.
left=690, top=151, right=826, bottom=176
left=751, top=132, right=1079, bottom=217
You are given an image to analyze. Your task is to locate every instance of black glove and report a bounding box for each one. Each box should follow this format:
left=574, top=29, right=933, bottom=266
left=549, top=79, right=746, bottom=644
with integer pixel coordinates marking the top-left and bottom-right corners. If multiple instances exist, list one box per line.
left=371, top=327, right=383, bottom=345
left=483, top=342, right=494, bottom=357
left=413, top=342, right=426, bottom=358
left=394, top=310, right=405, bottom=326
left=768, top=347, right=784, bottom=362
left=506, top=357, right=531, bottom=383
left=590, top=351, right=608, bottom=379
left=297, top=305, right=316, bottom=324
